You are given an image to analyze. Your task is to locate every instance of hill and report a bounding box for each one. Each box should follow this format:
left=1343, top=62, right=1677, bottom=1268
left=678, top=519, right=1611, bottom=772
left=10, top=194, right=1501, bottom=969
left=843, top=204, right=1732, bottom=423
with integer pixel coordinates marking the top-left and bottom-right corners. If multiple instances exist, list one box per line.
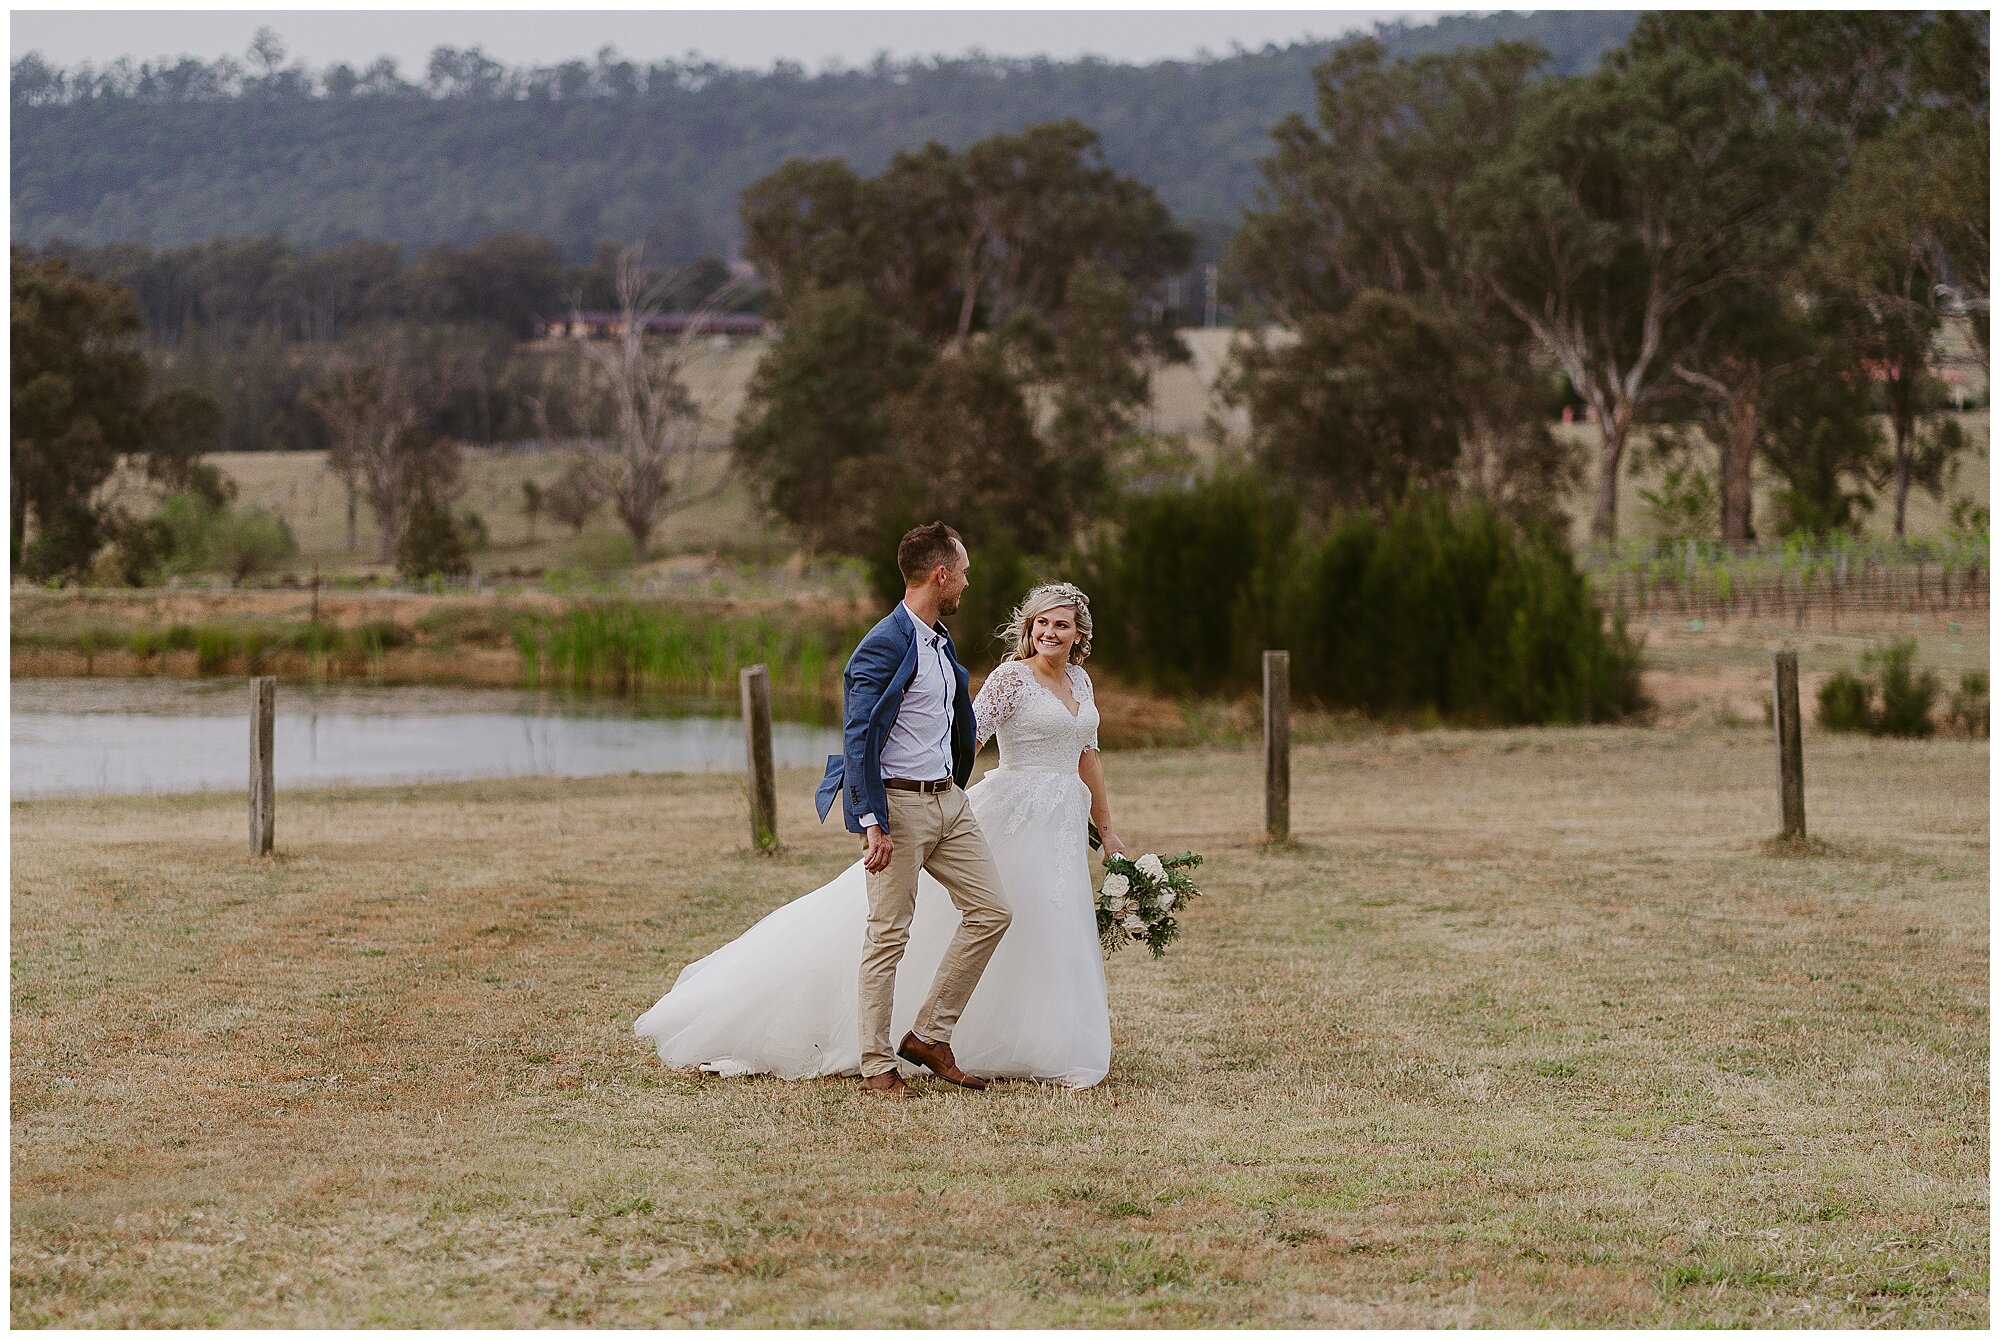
left=11, top=11, right=1635, bottom=259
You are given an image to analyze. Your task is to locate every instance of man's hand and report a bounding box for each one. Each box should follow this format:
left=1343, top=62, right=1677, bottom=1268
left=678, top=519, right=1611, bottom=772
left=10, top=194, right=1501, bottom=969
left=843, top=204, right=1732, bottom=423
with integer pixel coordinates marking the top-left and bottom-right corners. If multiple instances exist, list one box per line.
left=863, top=825, right=894, bottom=873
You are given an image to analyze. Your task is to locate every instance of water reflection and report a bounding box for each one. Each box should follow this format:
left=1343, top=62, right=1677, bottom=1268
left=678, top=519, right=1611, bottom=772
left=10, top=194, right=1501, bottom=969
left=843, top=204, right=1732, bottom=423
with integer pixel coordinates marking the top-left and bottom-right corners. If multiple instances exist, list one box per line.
left=11, top=678, right=843, bottom=798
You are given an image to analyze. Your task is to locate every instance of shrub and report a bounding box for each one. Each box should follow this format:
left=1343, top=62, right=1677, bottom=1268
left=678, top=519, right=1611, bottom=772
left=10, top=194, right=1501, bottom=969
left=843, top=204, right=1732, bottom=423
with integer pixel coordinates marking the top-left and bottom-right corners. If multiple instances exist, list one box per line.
left=396, top=487, right=472, bottom=581
left=98, top=509, right=175, bottom=586
left=207, top=507, right=297, bottom=581
left=1949, top=671, right=1988, bottom=738
left=152, top=491, right=296, bottom=582
left=1865, top=639, right=1938, bottom=738
left=1282, top=492, right=1641, bottom=724
left=520, top=479, right=544, bottom=540
left=1816, top=669, right=1873, bottom=733
left=544, top=462, right=602, bottom=535
left=1638, top=463, right=1719, bottom=543
left=565, top=525, right=640, bottom=575
left=1948, top=496, right=1988, bottom=539
left=21, top=497, right=104, bottom=583
left=1079, top=468, right=1297, bottom=695
left=1818, top=640, right=1947, bottom=737
left=1079, top=475, right=1642, bottom=725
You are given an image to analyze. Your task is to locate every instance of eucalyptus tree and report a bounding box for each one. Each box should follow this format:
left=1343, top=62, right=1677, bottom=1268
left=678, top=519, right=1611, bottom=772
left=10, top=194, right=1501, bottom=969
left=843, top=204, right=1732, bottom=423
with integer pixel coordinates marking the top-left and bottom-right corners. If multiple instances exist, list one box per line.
left=10, top=252, right=227, bottom=579
left=1461, top=49, right=1832, bottom=545
left=1229, top=37, right=1575, bottom=523
left=1622, top=9, right=1989, bottom=152
left=1811, top=110, right=1988, bottom=538
left=1229, top=290, right=1470, bottom=516
left=305, top=327, right=456, bottom=561
left=731, top=283, right=930, bottom=554
left=1758, top=329, right=1887, bottom=539
left=740, top=119, right=1190, bottom=352
left=734, top=120, right=1192, bottom=566
left=1619, top=9, right=1984, bottom=547
left=534, top=245, right=737, bottom=555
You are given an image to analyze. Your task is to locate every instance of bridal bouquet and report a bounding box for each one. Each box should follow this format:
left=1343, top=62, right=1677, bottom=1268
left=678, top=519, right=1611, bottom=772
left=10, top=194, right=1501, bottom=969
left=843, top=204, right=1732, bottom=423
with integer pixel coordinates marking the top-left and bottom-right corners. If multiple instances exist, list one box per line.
left=1096, top=851, right=1204, bottom=959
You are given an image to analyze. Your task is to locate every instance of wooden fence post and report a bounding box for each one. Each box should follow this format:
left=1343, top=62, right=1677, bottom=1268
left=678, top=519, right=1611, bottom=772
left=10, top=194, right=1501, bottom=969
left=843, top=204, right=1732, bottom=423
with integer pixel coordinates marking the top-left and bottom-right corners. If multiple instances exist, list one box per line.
left=1263, top=650, right=1291, bottom=844
left=249, top=675, right=276, bottom=856
left=740, top=664, right=779, bottom=853
left=1772, top=650, right=1806, bottom=841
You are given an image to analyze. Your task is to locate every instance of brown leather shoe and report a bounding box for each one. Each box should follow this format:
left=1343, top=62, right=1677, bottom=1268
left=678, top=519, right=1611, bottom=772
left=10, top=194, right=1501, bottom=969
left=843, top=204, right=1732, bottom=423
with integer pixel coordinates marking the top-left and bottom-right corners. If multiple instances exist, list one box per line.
left=897, top=1032, right=989, bottom=1090
left=859, top=1071, right=914, bottom=1099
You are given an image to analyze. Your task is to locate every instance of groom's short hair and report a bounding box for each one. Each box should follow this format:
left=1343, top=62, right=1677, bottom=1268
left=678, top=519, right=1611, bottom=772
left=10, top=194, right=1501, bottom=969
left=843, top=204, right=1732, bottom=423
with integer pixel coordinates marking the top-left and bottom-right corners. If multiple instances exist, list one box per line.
left=898, top=521, right=964, bottom=585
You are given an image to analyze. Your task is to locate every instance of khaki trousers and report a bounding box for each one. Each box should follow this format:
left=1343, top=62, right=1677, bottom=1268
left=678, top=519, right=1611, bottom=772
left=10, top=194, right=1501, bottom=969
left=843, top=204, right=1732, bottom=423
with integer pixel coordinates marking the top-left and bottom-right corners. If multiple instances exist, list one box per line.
left=859, top=786, right=1012, bottom=1077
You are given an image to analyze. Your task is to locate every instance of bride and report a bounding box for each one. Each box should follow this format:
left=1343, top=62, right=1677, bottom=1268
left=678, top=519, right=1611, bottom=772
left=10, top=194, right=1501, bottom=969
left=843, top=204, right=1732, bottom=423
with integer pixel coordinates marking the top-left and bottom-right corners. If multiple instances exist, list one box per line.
left=634, top=582, right=1126, bottom=1088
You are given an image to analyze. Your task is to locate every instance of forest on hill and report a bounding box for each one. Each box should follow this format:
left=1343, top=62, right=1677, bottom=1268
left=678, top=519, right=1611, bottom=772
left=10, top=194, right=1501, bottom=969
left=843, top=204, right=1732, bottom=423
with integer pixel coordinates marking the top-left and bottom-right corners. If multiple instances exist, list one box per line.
left=10, top=10, right=1635, bottom=259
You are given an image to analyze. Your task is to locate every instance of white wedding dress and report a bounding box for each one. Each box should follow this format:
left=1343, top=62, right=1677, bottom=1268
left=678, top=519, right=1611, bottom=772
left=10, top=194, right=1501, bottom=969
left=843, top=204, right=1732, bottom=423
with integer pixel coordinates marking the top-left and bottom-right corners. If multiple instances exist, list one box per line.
left=634, top=659, right=1111, bottom=1087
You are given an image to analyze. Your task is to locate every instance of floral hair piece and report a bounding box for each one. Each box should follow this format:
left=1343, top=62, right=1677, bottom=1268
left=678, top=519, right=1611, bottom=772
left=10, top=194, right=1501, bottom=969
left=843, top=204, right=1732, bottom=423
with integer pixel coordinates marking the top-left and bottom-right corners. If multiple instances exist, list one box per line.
left=1000, top=581, right=1094, bottom=664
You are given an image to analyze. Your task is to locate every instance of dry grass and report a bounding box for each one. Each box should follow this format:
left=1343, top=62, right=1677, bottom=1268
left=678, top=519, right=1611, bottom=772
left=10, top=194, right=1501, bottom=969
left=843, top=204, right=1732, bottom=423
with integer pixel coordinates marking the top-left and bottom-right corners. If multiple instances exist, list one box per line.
left=1551, top=411, right=1990, bottom=553
left=204, top=444, right=773, bottom=576
left=10, top=724, right=1987, bottom=1326
left=1623, top=609, right=1988, bottom=729
left=101, top=328, right=1988, bottom=583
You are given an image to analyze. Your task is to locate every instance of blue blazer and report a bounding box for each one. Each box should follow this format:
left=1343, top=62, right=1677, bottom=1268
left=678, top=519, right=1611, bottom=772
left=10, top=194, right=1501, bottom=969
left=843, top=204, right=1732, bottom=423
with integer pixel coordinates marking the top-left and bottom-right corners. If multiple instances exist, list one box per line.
left=815, top=604, right=977, bottom=835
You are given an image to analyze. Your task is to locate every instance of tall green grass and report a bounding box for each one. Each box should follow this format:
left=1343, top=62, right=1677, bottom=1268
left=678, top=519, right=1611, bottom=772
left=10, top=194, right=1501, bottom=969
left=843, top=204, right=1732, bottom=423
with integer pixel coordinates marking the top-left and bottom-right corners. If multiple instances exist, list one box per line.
left=89, top=619, right=408, bottom=676
left=514, top=601, right=854, bottom=711
left=25, top=600, right=852, bottom=709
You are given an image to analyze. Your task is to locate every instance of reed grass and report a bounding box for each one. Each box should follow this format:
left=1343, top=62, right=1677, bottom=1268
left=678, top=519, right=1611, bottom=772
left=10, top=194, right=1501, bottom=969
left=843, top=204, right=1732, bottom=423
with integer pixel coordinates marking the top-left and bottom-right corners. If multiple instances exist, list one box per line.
left=47, top=618, right=416, bottom=677
left=515, top=601, right=851, bottom=711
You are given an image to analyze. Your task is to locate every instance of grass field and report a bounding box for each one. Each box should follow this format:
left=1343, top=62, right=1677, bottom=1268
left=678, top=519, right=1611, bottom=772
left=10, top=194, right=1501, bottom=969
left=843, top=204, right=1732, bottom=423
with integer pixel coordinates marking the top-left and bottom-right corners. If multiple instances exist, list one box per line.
left=114, top=327, right=1987, bottom=581
left=11, top=723, right=1987, bottom=1325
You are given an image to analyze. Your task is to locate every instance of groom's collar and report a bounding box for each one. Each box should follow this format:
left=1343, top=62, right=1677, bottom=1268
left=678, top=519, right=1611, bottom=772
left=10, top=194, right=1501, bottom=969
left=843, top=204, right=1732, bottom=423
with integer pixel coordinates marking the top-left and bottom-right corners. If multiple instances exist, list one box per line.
left=898, top=600, right=949, bottom=645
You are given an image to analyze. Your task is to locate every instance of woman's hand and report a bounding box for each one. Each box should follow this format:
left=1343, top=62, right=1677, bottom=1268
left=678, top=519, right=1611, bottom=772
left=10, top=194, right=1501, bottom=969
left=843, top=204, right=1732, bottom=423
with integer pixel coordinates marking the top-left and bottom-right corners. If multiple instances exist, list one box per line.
left=1098, top=827, right=1128, bottom=859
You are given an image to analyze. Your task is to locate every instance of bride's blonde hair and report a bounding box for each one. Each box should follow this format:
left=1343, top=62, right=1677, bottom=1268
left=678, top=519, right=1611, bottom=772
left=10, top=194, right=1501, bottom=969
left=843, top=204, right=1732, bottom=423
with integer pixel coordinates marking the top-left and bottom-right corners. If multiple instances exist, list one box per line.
left=998, top=582, right=1093, bottom=664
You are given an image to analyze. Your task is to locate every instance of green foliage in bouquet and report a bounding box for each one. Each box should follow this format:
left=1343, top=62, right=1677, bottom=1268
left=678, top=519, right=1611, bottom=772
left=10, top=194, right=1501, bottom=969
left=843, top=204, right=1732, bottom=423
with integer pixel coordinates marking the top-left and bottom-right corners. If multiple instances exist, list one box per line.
left=1096, top=851, right=1204, bottom=960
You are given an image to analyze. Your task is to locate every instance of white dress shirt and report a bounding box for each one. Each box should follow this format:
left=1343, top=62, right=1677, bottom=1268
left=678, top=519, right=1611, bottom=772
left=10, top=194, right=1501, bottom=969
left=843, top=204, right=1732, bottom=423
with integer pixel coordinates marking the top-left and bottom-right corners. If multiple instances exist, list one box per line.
left=859, top=602, right=956, bottom=830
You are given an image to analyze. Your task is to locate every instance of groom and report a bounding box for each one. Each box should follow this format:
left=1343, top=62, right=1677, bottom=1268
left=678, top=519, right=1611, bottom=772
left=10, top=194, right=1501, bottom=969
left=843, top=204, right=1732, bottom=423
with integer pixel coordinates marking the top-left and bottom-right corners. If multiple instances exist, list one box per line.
left=815, top=522, right=1012, bottom=1099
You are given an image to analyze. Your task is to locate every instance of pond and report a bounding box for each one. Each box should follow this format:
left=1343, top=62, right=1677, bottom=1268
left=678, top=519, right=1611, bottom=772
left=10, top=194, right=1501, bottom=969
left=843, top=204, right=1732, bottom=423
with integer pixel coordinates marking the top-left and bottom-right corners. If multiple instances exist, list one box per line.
left=11, top=678, right=843, bottom=799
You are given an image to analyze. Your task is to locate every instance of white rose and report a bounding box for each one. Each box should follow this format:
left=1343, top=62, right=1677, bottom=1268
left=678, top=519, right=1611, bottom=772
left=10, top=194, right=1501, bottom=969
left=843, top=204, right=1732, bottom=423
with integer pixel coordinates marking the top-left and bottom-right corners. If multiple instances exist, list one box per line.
left=1137, top=854, right=1166, bottom=881
left=1121, top=914, right=1145, bottom=933
left=1102, top=873, right=1130, bottom=900
left=1156, top=889, right=1177, bottom=912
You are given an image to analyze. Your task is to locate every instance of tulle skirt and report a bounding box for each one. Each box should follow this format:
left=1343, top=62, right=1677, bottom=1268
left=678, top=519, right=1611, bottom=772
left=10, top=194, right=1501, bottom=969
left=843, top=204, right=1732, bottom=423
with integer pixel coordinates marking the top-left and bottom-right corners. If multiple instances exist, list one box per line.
left=634, top=765, right=1111, bottom=1087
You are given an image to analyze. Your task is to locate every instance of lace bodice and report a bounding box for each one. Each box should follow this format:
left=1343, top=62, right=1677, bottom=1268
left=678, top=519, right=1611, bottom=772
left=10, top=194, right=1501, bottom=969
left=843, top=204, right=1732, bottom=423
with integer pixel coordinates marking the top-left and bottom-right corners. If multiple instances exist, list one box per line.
left=973, top=660, right=1099, bottom=767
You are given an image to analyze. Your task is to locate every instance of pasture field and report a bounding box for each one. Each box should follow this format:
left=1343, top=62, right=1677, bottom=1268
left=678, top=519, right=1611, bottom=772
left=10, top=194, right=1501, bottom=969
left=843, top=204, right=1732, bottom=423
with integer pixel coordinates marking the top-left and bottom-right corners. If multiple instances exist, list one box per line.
left=11, top=723, right=1986, bottom=1325
left=123, top=324, right=1986, bottom=581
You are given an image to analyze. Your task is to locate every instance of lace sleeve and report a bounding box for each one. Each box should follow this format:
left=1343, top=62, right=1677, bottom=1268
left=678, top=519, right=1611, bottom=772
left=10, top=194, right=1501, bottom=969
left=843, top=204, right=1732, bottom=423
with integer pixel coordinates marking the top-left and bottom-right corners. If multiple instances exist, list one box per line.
left=1071, top=665, right=1100, bottom=751
left=973, top=661, right=1027, bottom=751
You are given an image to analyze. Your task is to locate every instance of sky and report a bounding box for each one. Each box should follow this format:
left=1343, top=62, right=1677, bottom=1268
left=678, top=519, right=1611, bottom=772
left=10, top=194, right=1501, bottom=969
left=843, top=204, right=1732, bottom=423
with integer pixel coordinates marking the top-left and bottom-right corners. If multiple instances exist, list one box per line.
left=11, top=7, right=1458, bottom=72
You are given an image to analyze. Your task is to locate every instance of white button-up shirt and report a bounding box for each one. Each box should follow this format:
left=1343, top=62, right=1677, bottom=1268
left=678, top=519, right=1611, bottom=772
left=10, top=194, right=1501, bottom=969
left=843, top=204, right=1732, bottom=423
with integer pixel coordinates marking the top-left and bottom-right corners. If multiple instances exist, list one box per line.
left=859, top=602, right=956, bottom=830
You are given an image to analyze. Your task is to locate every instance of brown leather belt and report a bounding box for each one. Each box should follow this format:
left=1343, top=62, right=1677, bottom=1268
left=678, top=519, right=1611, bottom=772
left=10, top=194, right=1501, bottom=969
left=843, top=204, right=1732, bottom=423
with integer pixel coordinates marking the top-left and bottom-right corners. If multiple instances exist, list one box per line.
left=884, top=777, right=952, bottom=794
